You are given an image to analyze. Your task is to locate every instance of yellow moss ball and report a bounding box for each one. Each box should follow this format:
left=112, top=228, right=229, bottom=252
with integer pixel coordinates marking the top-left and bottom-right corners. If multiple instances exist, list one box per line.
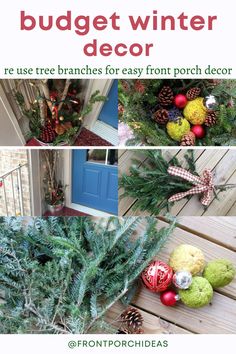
left=183, top=97, right=207, bottom=125
left=166, top=118, right=190, bottom=142
left=169, top=244, right=205, bottom=275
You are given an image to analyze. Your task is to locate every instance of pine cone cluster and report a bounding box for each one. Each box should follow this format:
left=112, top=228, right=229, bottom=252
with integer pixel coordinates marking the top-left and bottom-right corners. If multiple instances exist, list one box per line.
left=180, top=131, right=196, bottom=146
left=40, top=123, right=56, bottom=143
left=205, top=111, right=217, bottom=127
left=158, top=86, right=174, bottom=107
left=186, top=87, right=201, bottom=101
left=153, top=109, right=169, bottom=125
left=118, top=307, right=144, bottom=334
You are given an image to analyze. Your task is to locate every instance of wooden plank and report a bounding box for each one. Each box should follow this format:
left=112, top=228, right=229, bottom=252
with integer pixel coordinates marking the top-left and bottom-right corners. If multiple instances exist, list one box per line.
left=119, top=150, right=149, bottom=216
left=136, top=219, right=236, bottom=298
left=106, top=302, right=191, bottom=334
left=172, top=149, right=228, bottom=216
left=134, top=287, right=236, bottom=334
left=203, top=170, right=236, bottom=216
left=227, top=201, right=236, bottom=216
left=176, top=217, right=236, bottom=251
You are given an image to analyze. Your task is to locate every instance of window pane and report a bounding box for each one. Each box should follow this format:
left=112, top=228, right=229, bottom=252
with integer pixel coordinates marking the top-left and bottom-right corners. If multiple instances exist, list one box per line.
left=108, top=150, right=118, bottom=165
left=87, top=150, right=106, bottom=164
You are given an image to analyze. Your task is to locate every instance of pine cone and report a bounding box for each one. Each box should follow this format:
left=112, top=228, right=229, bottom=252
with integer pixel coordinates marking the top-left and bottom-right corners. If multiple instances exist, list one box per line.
left=205, top=111, right=217, bottom=127
left=40, top=123, right=56, bottom=143
left=120, top=79, right=130, bottom=92
left=186, top=87, right=201, bottom=101
left=134, top=80, right=145, bottom=94
left=153, top=109, right=169, bottom=125
left=158, top=86, right=174, bottom=107
left=180, top=131, right=196, bottom=146
left=120, top=307, right=143, bottom=330
left=116, top=328, right=132, bottom=334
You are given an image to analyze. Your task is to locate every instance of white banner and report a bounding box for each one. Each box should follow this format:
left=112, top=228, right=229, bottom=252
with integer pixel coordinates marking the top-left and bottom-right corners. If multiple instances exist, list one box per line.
left=0, top=334, right=235, bottom=354
left=0, top=0, right=235, bottom=78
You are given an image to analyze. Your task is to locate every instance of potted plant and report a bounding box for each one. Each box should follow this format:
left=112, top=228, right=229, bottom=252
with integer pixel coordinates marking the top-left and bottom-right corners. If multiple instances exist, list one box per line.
left=43, top=150, right=67, bottom=213
left=15, top=79, right=106, bottom=146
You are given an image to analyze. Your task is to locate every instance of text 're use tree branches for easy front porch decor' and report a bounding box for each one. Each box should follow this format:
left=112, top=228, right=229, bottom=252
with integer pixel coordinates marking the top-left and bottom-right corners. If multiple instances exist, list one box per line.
left=0, top=216, right=175, bottom=334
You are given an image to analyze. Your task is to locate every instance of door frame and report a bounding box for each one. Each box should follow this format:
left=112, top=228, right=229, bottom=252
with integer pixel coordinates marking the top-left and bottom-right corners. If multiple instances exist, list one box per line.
left=28, top=150, right=42, bottom=216
left=0, top=85, right=26, bottom=145
left=82, top=79, right=114, bottom=130
left=63, top=149, right=113, bottom=216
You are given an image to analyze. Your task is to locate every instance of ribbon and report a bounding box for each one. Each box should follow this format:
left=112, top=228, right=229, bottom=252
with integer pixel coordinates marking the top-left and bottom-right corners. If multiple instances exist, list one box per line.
left=167, top=166, right=214, bottom=206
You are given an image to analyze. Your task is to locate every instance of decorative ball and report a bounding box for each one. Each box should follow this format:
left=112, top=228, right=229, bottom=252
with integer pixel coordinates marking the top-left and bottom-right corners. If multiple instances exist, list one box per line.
left=179, top=276, right=213, bottom=308
left=204, top=95, right=218, bottom=110
left=174, top=94, right=188, bottom=109
left=183, top=97, right=207, bottom=125
left=203, top=259, right=236, bottom=288
left=160, top=290, right=179, bottom=306
left=191, top=124, right=205, bottom=139
left=55, top=120, right=59, bottom=125
left=172, top=270, right=192, bottom=289
left=166, top=118, right=190, bottom=142
left=169, top=244, right=205, bottom=275
left=0, top=180, right=3, bottom=188
left=141, top=260, right=173, bottom=292
left=59, top=116, right=64, bottom=121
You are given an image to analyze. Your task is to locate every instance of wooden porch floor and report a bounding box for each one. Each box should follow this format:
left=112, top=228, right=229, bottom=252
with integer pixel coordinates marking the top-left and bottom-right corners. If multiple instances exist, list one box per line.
left=119, top=149, right=236, bottom=216
left=106, top=217, right=236, bottom=334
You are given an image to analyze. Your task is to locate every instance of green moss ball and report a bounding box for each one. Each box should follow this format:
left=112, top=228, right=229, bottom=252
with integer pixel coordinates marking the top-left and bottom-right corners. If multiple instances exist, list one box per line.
left=203, top=259, right=235, bottom=288
left=179, top=276, right=213, bottom=308
left=169, top=244, right=205, bottom=275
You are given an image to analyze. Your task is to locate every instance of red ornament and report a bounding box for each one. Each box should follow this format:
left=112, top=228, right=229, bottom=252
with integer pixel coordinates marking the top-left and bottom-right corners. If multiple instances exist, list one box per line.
left=174, top=94, right=188, bottom=109
left=0, top=180, right=3, bottom=188
left=160, top=290, right=179, bottom=306
left=141, top=260, right=173, bottom=292
left=191, top=124, right=205, bottom=139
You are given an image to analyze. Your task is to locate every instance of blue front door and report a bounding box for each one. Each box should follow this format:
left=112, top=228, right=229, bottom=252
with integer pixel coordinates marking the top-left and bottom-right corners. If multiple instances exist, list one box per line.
left=98, top=80, right=118, bottom=129
left=72, top=150, right=118, bottom=214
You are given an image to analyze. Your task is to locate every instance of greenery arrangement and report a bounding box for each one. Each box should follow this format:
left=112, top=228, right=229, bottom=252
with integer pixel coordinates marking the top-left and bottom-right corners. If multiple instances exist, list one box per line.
left=0, top=216, right=175, bottom=334
left=42, top=150, right=66, bottom=207
left=119, top=79, right=236, bottom=146
left=15, top=79, right=106, bottom=146
left=119, top=150, right=236, bottom=215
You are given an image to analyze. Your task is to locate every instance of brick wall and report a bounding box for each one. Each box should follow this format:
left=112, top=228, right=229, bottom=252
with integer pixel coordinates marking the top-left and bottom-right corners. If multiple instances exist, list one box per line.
left=0, top=150, right=31, bottom=216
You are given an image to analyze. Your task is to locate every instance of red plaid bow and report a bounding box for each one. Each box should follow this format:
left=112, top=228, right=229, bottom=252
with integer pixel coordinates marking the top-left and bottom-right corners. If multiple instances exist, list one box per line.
left=168, top=166, right=214, bottom=206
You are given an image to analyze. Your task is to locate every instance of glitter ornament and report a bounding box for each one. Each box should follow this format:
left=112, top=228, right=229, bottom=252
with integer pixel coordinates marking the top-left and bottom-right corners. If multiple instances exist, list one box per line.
left=191, top=124, right=205, bottom=139
left=183, top=97, right=207, bottom=125
left=203, top=259, right=236, bottom=288
left=174, top=94, right=188, bottom=109
left=160, top=290, right=180, bottom=306
left=179, top=276, right=213, bottom=308
left=166, top=118, right=190, bottom=142
left=204, top=95, right=218, bottom=111
left=172, top=270, right=192, bottom=289
left=141, top=260, right=173, bottom=292
left=169, top=244, right=205, bottom=275
left=59, top=116, right=64, bottom=121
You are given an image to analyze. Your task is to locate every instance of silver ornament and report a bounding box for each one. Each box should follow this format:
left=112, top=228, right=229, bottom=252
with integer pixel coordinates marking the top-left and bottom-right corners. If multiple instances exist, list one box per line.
left=172, top=270, right=192, bottom=289
left=204, top=95, right=218, bottom=110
